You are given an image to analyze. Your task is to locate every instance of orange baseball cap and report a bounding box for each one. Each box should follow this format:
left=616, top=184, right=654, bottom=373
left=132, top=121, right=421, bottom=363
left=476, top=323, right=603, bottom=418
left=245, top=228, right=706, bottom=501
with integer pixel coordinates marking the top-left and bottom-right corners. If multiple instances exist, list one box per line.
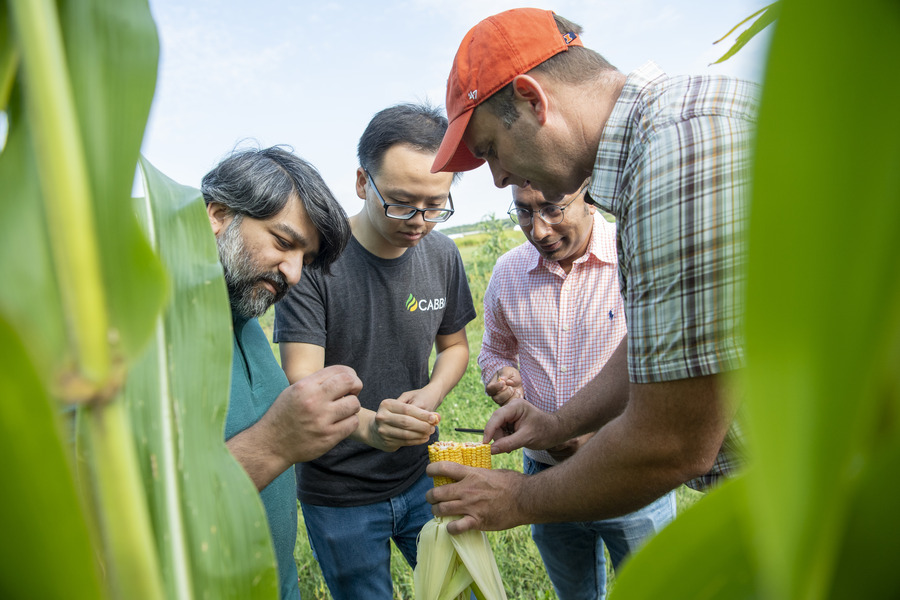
left=431, top=8, right=584, bottom=173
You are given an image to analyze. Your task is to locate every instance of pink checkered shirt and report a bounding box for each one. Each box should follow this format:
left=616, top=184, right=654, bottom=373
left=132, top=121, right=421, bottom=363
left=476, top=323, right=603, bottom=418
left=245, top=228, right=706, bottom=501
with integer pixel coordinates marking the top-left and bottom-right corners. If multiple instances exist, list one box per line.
left=479, top=215, right=624, bottom=464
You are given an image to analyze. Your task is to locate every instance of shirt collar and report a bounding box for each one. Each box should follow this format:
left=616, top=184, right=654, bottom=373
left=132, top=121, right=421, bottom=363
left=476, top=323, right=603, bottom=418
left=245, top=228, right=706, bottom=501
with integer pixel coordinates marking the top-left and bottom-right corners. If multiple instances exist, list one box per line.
left=585, top=214, right=617, bottom=265
left=587, top=61, right=667, bottom=215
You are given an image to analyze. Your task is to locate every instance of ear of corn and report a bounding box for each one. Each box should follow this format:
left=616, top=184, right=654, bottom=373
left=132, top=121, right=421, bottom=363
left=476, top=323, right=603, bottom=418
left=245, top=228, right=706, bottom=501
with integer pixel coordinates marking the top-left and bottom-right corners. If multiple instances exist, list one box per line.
left=415, top=442, right=507, bottom=600
left=428, top=441, right=491, bottom=487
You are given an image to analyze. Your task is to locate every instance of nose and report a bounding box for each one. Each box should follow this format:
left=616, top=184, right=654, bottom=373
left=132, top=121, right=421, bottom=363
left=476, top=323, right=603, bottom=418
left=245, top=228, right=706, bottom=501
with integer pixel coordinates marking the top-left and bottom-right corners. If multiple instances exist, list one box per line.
left=408, top=209, right=427, bottom=225
left=488, top=162, right=511, bottom=189
left=530, top=215, right=553, bottom=240
left=280, top=253, right=304, bottom=288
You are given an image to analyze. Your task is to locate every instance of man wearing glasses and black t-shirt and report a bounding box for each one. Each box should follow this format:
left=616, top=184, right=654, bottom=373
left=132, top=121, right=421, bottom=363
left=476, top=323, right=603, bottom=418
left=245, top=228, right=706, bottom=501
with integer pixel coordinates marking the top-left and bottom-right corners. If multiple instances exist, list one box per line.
left=274, top=102, right=476, bottom=600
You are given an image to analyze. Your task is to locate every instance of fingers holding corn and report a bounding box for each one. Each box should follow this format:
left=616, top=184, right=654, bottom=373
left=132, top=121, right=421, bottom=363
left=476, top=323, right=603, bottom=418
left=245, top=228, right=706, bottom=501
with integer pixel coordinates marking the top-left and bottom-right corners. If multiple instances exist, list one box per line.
left=366, top=398, right=440, bottom=452
left=425, top=461, right=528, bottom=535
left=416, top=441, right=507, bottom=600
left=428, top=441, right=491, bottom=486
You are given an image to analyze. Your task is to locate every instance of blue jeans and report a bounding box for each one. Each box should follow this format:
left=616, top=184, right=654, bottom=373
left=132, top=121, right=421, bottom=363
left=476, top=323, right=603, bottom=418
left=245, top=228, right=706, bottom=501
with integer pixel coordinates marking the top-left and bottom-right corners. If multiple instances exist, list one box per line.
left=524, top=454, right=677, bottom=600
left=300, top=471, right=434, bottom=600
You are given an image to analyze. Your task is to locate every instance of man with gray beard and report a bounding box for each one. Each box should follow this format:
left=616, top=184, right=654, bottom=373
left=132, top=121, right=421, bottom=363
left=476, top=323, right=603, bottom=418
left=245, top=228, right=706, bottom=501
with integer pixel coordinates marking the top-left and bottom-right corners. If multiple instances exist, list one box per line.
left=201, top=146, right=363, bottom=600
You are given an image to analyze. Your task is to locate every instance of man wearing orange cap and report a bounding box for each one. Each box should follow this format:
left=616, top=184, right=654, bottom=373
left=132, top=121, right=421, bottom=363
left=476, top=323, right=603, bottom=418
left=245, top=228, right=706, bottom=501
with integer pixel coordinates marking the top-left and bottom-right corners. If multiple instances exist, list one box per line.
left=427, top=8, right=759, bottom=539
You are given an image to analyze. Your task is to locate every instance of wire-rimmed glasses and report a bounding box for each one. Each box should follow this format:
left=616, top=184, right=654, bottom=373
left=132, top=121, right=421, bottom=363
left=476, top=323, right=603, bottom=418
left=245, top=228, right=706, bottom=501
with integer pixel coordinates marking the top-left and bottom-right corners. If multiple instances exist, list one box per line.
left=507, top=193, right=580, bottom=227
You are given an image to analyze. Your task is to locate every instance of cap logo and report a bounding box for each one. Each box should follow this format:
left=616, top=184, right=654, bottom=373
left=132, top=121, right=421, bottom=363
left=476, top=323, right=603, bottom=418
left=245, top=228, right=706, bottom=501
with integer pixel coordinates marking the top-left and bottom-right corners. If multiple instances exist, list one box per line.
left=563, top=31, right=578, bottom=44
left=468, top=90, right=478, bottom=101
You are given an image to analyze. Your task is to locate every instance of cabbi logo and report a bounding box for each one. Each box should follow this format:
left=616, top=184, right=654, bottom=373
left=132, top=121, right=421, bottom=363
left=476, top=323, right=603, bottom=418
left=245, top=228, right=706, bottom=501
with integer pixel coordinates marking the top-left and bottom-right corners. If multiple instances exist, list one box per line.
left=405, top=293, right=446, bottom=312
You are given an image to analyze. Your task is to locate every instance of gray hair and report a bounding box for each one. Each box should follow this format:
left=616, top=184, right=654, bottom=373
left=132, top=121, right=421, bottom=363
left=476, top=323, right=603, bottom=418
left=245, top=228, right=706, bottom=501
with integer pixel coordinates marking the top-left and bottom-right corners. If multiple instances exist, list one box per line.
left=201, top=146, right=350, bottom=274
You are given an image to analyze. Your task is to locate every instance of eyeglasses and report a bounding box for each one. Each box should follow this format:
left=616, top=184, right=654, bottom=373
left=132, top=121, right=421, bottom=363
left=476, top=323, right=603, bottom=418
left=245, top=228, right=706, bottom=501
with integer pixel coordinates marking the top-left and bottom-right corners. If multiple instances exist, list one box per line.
left=507, top=193, right=580, bottom=227
left=364, top=169, right=455, bottom=223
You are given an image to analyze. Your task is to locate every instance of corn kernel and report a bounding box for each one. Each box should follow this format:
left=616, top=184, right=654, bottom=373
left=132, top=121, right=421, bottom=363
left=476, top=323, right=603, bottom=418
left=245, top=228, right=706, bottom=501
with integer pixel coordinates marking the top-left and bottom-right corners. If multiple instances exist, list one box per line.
left=428, top=441, right=491, bottom=486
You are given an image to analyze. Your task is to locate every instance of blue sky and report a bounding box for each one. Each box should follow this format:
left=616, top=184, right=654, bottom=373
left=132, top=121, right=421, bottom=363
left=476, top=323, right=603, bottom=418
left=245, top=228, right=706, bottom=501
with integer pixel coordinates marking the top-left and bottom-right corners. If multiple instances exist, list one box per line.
left=141, top=0, right=773, bottom=227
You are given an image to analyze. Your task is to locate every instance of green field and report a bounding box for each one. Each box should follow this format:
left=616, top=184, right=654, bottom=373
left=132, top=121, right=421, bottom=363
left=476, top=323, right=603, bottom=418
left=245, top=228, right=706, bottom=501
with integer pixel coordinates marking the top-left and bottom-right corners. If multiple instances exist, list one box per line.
left=259, top=225, right=703, bottom=599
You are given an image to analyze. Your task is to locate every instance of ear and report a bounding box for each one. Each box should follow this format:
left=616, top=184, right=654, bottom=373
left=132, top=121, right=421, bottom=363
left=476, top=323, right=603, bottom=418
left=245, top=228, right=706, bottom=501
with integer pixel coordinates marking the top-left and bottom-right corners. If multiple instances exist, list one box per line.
left=355, top=167, right=368, bottom=200
left=511, top=74, right=550, bottom=125
left=206, top=202, right=233, bottom=236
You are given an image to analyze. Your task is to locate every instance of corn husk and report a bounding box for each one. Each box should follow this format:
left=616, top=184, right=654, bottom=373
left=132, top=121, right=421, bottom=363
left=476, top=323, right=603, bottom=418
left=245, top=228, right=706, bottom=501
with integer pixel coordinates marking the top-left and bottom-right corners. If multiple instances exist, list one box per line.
left=416, top=442, right=507, bottom=600
left=414, top=515, right=507, bottom=600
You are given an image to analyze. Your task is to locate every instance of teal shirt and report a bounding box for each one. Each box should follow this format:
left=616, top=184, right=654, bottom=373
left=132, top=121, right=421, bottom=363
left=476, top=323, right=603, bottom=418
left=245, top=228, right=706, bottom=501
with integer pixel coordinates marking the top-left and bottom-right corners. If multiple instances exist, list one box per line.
left=226, top=315, right=299, bottom=600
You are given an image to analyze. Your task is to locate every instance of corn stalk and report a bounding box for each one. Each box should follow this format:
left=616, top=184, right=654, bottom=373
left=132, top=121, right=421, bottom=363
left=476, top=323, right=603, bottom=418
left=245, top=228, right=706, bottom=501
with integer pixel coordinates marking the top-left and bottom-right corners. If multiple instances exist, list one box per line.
left=0, top=0, right=279, bottom=597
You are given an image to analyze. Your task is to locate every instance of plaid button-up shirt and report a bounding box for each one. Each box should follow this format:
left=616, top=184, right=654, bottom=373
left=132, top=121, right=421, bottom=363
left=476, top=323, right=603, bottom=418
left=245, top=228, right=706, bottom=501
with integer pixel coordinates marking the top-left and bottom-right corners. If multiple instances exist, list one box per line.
left=479, top=215, right=625, bottom=466
left=587, top=62, right=760, bottom=489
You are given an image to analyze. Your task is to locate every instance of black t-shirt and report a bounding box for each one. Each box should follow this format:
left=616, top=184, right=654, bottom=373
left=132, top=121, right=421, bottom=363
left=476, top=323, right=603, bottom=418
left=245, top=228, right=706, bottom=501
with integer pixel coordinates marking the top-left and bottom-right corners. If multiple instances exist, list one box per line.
left=273, top=232, right=476, bottom=506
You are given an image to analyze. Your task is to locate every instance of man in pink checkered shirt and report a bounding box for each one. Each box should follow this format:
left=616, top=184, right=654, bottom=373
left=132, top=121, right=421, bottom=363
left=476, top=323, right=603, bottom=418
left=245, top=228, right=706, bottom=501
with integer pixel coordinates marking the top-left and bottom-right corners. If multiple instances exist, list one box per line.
left=478, top=183, right=675, bottom=600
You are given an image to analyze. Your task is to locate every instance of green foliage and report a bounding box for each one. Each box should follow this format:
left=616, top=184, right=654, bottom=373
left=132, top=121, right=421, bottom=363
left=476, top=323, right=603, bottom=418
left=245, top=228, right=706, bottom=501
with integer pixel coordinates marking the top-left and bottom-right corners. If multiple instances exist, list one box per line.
left=0, top=317, right=105, bottom=598
left=712, top=2, right=780, bottom=65
left=1, top=0, right=279, bottom=597
left=1, top=0, right=169, bottom=596
left=612, top=0, right=900, bottom=598
left=128, top=158, right=280, bottom=599
left=438, top=217, right=518, bottom=238
left=456, top=215, right=525, bottom=312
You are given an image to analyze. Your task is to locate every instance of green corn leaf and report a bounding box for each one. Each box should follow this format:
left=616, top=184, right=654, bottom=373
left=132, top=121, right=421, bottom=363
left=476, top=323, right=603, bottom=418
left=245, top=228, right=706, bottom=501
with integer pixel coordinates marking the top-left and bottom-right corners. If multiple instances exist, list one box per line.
left=743, top=0, right=900, bottom=597
left=0, top=316, right=105, bottom=599
left=1, top=11, right=18, bottom=112
left=56, top=0, right=167, bottom=363
left=5, top=0, right=111, bottom=384
left=711, top=2, right=780, bottom=65
left=1, top=0, right=166, bottom=390
left=614, top=1, right=900, bottom=598
left=611, top=477, right=758, bottom=599
left=0, top=88, right=68, bottom=368
left=127, top=156, right=279, bottom=600
left=827, top=437, right=900, bottom=599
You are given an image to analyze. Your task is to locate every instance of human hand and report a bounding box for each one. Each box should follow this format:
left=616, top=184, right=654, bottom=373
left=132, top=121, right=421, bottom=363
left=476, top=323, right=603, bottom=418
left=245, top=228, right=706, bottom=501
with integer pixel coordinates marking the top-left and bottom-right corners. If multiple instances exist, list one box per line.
left=425, top=462, right=527, bottom=534
left=547, top=432, right=595, bottom=462
left=368, top=398, right=440, bottom=452
left=265, top=365, right=362, bottom=464
left=484, top=367, right=525, bottom=406
left=483, top=397, right=565, bottom=455
left=396, top=385, right=443, bottom=412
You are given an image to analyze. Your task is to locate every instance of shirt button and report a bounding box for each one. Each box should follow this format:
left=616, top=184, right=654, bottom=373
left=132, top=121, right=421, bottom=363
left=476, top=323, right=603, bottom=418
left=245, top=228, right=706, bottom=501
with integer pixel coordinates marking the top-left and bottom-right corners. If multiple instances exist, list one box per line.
left=562, top=326, right=569, bottom=332
left=560, top=366, right=567, bottom=373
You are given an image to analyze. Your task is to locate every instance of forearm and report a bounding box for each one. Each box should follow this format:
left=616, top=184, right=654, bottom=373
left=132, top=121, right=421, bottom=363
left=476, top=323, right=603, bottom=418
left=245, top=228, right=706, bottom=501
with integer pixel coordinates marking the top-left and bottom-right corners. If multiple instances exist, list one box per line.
left=519, top=374, right=730, bottom=523
left=477, top=335, right=518, bottom=389
left=479, top=292, right=518, bottom=389
left=424, top=343, right=469, bottom=410
left=226, top=425, right=290, bottom=492
left=517, top=421, right=681, bottom=523
left=553, top=335, right=630, bottom=440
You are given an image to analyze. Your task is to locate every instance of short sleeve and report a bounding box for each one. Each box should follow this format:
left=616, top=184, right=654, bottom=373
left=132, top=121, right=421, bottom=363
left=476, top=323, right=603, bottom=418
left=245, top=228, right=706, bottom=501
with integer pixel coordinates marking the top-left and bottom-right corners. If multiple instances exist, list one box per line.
left=620, top=114, right=753, bottom=383
left=436, top=243, right=476, bottom=336
left=273, top=267, right=327, bottom=347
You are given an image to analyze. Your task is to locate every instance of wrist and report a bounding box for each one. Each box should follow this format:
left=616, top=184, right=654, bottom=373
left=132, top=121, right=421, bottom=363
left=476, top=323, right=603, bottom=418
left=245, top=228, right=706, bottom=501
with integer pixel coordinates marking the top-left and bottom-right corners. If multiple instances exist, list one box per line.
left=549, top=410, right=571, bottom=447
left=350, top=408, right=376, bottom=446
left=508, top=470, right=534, bottom=528
left=419, top=382, right=446, bottom=410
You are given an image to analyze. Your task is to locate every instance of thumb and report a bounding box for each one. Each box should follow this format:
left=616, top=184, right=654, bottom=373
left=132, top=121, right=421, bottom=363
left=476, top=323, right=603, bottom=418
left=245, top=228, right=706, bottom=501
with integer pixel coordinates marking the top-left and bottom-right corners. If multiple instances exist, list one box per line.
left=446, top=514, right=477, bottom=535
